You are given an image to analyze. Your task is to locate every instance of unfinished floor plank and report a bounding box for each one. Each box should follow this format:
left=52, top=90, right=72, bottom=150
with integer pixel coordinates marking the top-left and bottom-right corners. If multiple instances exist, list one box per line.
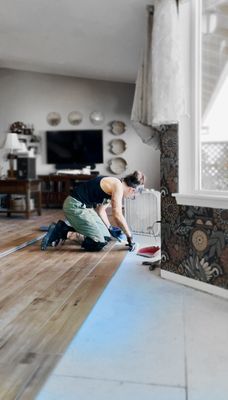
left=0, top=250, right=87, bottom=330
left=33, top=247, right=127, bottom=355
left=0, top=354, right=60, bottom=400
left=0, top=229, right=127, bottom=400
left=0, top=242, right=119, bottom=362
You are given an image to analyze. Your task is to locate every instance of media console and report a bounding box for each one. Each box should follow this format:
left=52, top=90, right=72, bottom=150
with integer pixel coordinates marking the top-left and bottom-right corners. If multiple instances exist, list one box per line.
left=38, top=173, right=99, bottom=208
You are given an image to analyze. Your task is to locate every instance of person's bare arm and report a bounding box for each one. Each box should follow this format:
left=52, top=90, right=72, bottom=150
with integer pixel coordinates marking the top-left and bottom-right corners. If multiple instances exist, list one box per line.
left=96, top=202, right=111, bottom=228
left=111, top=182, right=132, bottom=238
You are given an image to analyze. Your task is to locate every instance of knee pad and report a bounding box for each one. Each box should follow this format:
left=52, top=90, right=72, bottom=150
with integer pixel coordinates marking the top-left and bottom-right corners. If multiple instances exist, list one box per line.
left=81, top=237, right=107, bottom=252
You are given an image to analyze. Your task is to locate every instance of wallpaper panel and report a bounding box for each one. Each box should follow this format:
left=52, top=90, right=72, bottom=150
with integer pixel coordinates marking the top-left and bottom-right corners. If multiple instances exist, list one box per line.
left=160, top=124, right=228, bottom=289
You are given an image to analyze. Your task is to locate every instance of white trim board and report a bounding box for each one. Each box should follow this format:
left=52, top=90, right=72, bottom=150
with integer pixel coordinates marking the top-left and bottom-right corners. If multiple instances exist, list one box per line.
left=173, top=192, right=228, bottom=209
left=161, top=269, right=228, bottom=300
left=0, top=234, right=45, bottom=259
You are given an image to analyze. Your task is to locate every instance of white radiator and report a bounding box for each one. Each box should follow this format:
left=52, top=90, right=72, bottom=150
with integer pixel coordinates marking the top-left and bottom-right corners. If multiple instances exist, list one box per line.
left=124, top=189, right=161, bottom=237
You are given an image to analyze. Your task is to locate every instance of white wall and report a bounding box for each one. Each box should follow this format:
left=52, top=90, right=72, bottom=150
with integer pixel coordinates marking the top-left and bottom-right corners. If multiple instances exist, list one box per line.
left=0, top=68, right=160, bottom=189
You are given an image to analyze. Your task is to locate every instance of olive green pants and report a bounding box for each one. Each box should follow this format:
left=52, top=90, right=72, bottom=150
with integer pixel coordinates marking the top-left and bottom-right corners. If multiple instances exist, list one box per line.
left=63, top=196, right=111, bottom=243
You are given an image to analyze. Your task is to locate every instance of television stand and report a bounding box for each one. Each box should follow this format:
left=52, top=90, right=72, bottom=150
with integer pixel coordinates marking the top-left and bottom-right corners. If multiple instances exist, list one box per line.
left=38, top=172, right=99, bottom=208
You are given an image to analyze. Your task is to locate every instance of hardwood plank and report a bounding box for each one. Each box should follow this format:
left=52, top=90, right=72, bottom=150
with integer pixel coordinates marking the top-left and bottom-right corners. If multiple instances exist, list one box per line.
left=0, top=233, right=44, bottom=259
left=0, top=243, right=120, bottom=363
left=28, top=244, right=126, bottom=354
left=18, top=354, right=61, bottom=400
left=0, top=250, right=86, bottom=329
left=89, top=245, right=127, bottom=277
left=0, top=242, right=118, bottom=330
left=0, top=354, right=60, bottom=400
left=0, top=209, right=64, bottom=257
left=0, top=214, right=127, bottom=400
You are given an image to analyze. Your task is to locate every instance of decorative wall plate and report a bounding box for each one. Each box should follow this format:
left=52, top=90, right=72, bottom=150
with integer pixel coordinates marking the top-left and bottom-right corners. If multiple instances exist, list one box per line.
left=47, top=112, right=61, bottom=126
left=109, top=139, right=126, bottom=155
left=110, top=120, right=126, bottom=135
left=68, top=111, right=83, bottom=125
left=109, top=157, right=127, bottom=174
left=90, top=111, right=104, bottom=125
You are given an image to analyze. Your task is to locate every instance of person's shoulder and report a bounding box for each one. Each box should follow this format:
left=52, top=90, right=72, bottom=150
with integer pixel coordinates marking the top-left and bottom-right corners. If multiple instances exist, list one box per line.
left=101, top=176, right=122, bottom=192
left=104, top=176, right=121, bottom=185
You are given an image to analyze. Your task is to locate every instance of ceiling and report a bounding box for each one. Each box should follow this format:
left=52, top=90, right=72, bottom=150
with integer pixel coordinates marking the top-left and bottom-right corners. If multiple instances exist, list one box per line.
left=0, top=0, right=151, bottom=83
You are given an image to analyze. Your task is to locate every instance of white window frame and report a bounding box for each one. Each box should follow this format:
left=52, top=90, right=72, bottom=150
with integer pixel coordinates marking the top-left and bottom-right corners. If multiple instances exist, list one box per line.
left=174, top=0, right=228, bottom=209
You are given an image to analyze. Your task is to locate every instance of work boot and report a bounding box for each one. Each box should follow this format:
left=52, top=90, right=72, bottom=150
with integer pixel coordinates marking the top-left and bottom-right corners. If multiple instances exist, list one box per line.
left=41, top=220, right=75, bottom=250
left=41, top=222, right=58, bottom=250
left=55, top=220, right=76, bottom=239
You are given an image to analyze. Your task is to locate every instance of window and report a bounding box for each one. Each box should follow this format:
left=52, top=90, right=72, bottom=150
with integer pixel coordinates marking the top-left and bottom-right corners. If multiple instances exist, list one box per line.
left=174, top=0, right=228, bottom=208
left=200, top=0, right=228, bottom=192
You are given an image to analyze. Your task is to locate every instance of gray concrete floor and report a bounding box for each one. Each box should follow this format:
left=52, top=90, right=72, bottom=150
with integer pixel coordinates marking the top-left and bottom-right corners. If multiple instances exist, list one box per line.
left=36, top=236, right=228, bottom=400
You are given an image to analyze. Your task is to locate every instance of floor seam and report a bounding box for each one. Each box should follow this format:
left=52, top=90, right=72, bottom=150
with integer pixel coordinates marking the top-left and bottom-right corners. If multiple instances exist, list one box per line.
left=51, top=372, right=186, bottom=389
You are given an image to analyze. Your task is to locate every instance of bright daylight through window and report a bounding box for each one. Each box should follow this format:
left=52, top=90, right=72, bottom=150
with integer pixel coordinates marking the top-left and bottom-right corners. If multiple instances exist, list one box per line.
left=200, top=0, right=228, bottom=191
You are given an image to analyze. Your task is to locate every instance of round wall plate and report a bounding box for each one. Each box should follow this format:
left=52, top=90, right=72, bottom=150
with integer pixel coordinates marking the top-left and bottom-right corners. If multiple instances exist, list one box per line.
left=110, top=120, right=126, bottom=135
left=109, top=139, right=126, bottom=155
left=90, top=111, right=104, bottom=125
left=109, top=157, right=127, bottom=174
left=68, top=111, right=83, bottom=125
left=47, top=112, right=61, bottom=126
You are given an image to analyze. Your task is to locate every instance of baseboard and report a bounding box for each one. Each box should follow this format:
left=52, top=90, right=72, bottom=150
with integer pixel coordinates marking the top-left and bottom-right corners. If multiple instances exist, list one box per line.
left=161, top=269, right=228, bottom=300
left=0, top=234, right=45, bottom=259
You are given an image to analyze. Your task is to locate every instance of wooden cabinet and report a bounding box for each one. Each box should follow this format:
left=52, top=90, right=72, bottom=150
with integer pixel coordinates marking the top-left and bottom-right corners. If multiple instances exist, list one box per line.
left=0, top=179, right=42, bottom=218
left=38, top=173, right=99, bottom=208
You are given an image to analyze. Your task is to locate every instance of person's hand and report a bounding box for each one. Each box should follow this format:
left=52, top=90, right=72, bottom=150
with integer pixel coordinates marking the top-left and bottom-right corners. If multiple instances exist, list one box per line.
left=109, top=226, right=124, bottom=242
left=126, top=236, right=136, bottom=252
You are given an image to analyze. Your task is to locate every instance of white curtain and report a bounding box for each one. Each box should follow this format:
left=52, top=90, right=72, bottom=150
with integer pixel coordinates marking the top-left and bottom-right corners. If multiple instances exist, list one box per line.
left=131, top=0, right=184, bottom=149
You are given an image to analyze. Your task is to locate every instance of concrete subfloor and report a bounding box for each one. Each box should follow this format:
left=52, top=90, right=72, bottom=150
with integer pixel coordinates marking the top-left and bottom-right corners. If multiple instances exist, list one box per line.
left=36, top=235, right=228, bottom=400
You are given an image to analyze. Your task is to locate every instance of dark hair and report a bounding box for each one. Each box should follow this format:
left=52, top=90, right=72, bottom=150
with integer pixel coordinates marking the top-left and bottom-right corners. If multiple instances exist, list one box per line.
left=123, top=170, right=145, bottom=188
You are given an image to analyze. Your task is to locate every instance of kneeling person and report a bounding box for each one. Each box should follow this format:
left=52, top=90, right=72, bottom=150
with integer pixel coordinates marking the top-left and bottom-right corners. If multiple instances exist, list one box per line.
left=41, top=171, right=145, bottom=252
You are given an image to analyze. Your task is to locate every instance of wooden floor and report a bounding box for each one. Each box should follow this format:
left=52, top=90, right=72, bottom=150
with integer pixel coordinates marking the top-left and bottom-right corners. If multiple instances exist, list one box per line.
left=0, top=209, right=64, bottom=257
left=0, top=210, right=127, bottom=400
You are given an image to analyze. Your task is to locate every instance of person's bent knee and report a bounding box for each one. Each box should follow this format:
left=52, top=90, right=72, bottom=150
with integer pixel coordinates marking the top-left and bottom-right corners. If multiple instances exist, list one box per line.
left=81, top=237, right=107, bottom=252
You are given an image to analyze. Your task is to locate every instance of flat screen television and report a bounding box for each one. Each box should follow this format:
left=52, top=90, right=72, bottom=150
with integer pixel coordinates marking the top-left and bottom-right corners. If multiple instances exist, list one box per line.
left=46, top=130, right=103, bottom=168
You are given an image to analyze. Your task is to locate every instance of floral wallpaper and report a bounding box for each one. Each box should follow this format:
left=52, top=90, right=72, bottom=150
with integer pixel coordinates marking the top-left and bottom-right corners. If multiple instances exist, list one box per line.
left=160, top=124, right=228, bottom=289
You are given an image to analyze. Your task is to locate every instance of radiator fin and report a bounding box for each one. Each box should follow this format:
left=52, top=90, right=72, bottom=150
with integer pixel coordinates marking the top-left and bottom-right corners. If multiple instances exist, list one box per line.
left=124, top=189, right=160, bottom=237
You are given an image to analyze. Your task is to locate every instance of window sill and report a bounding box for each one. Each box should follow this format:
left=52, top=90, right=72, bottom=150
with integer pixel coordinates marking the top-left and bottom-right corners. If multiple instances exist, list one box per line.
left=173, top=193, right=228, bottom=209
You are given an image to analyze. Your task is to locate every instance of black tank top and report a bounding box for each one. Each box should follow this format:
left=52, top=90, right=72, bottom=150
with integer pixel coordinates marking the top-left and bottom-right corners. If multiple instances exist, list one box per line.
left=72, top=176, right=111, bottom=207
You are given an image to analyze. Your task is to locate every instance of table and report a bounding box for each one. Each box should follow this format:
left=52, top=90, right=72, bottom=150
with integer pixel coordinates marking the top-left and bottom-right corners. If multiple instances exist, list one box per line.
left=0, top=179, right=42, bottom=218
